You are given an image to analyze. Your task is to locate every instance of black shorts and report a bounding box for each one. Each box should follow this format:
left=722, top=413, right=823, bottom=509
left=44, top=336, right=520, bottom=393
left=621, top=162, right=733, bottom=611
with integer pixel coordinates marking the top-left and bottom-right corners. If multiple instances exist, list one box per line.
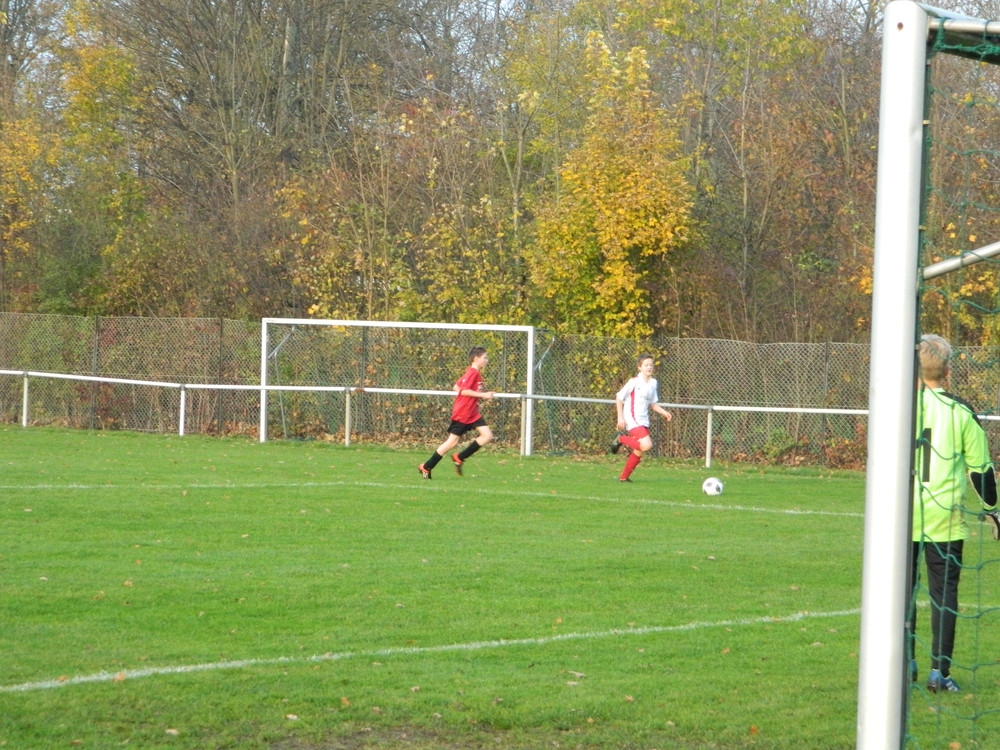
left=447, top=418, right=487, bottom=436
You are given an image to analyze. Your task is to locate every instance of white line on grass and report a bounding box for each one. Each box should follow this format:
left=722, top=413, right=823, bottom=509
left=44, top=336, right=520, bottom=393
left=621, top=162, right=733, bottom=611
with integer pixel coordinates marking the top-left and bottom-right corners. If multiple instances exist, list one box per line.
left=1, top=480, right=864, bottom=518
left=0, top=607, right=859, bottom=694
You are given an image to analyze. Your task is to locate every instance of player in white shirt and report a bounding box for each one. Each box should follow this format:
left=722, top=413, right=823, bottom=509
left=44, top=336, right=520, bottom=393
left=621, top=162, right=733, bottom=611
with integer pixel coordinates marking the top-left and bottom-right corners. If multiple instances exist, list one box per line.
left=611, top=354, right=673, bottom=482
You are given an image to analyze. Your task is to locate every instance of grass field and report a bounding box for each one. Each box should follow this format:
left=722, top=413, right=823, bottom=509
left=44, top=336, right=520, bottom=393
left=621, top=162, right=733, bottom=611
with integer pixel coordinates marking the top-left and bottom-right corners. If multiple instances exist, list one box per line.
left=0, top=426, right=994, bottom=749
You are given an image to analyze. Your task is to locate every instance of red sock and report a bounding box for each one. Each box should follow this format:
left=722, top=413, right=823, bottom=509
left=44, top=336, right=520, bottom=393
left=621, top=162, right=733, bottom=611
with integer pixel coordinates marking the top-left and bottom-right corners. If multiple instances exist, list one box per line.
left=620, top=453, right=641, bottom=480
left=619, top=434, right=642, bottom=450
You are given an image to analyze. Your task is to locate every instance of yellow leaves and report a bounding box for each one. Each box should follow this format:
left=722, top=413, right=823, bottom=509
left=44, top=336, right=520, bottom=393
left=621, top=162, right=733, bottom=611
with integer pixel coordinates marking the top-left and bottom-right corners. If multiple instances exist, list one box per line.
left=516, top=90, right=541, bottom=115
left=0, top=118, right=49, bottom=262
left=527, top=33, right=693, bottom=335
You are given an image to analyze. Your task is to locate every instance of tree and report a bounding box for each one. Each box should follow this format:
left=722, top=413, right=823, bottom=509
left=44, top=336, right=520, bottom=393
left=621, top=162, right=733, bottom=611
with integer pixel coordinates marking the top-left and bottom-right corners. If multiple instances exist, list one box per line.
left=527, top=34, right=694, bottom=337
left=0, top=0, right=62, bottom=116
left=0, top=118, right=47, bottom=309
left=0, top=0, right=62, bottom=310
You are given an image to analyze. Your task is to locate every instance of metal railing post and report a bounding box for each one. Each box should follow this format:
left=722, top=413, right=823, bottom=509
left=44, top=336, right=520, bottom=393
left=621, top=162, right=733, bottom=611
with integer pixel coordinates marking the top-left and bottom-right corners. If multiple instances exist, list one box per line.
left=179, top=385, right=187, bottom=437
left=705, top=407, right=714, bottom=468
left=21, top=373, right=29, bottom=427
left=344, top=390, right=352, bottom=447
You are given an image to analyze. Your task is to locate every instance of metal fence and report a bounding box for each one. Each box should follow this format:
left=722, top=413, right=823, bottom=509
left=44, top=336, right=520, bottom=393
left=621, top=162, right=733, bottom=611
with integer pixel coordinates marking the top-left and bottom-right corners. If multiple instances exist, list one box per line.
left=0, top=312, right=914, bottom=465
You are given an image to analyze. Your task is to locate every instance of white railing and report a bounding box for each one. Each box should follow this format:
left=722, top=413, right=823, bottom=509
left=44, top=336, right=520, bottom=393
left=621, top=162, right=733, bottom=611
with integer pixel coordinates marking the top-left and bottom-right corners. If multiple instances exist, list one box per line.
left=1, top=369, right=870, bottom=467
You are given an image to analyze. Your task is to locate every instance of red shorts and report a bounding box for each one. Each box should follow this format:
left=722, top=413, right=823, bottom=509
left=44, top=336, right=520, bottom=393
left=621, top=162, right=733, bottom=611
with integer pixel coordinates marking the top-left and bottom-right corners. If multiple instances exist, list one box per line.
left=628, top=426, right=650, bottom=439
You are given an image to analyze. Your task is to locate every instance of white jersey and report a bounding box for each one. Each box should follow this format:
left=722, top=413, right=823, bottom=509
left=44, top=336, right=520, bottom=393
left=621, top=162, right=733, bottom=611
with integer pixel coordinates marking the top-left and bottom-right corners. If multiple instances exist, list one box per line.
left=617, top=376, right=660, bottom=430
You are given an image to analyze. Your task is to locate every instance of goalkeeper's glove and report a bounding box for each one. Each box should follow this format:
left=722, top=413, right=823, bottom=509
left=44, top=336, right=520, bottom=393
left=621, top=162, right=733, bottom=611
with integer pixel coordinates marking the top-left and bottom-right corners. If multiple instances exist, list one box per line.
left=981, top=509, right=1000, bottom=541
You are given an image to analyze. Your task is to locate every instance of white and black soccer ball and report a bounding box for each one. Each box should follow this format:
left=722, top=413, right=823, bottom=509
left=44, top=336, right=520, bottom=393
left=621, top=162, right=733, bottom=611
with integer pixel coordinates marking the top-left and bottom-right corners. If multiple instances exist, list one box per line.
left=701, top=477, right=724, bottom=496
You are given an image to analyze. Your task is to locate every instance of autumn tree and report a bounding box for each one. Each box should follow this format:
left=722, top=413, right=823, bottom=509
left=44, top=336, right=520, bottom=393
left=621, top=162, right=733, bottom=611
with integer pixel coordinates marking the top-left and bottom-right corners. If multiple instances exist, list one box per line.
left=602, top=0, right=881, bottom=342
left=527, top=34, right=694, bottom=337
left=0, top=0, right=62, bottom=310
left=0, top=118, right=48, bottom=309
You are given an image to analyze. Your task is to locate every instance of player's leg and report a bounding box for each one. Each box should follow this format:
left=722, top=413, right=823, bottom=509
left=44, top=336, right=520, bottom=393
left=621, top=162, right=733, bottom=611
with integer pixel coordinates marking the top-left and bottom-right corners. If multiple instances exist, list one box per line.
left=454, top=423, right=492, bottom=473
left=618, top=427, right=653, bottom=451
left=619, top=451, right=641, bottom=482
left=618, top=427, right=650, bottom=482
left=420, top=429, right=461, bottom=478
left=925, top=540, right=963, bottom=691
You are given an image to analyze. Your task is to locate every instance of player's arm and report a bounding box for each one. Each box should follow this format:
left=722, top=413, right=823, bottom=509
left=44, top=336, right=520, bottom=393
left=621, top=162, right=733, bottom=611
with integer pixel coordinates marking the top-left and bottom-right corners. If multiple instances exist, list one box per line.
left=456, top=387, right=492, bottom=398
left=971, top=467, right=998, bottom=508
left=652, top=403, right=672, bottom=422
left=972, top=464, right=1000, bottom=540
left=612, top=394, right=627, bottom=430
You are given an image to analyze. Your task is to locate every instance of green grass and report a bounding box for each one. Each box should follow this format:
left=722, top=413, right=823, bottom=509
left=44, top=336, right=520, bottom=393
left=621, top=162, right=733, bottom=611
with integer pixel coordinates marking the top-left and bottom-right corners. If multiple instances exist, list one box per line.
left=0, top=426, right=992, bottom=748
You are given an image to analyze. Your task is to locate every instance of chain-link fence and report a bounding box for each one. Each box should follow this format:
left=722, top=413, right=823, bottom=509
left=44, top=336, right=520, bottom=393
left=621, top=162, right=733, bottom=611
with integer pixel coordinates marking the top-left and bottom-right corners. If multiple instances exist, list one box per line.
left=0, top=312, right=913, bottom=466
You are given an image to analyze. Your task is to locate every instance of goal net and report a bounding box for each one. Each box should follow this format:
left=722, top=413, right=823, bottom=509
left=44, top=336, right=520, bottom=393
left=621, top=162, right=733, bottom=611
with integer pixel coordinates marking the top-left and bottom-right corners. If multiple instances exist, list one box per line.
left=860, top=4, right=1000, bottom=748
left=259, top=319, right=536, bottom=452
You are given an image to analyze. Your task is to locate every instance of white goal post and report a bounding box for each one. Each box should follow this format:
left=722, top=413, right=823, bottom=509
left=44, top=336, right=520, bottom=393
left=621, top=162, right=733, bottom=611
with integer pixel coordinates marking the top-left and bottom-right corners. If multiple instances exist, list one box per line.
left=259, top=318, right=537, bottom=454
left=859, top=4, right=1000, bottom=748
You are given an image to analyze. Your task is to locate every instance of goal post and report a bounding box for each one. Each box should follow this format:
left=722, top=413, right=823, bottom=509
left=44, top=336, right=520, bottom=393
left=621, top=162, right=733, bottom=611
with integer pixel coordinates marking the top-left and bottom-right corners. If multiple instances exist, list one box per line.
left=857, top=4, right=926, bottom=746
left=259, top=318, right=537, bottom=454
left=859, top=4, right=1000, bottom=748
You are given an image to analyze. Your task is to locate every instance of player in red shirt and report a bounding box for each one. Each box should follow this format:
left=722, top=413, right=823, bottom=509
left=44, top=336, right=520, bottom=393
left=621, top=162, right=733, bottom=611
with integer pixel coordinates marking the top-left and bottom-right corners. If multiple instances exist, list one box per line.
left=418, top=346, right=494, bottom=479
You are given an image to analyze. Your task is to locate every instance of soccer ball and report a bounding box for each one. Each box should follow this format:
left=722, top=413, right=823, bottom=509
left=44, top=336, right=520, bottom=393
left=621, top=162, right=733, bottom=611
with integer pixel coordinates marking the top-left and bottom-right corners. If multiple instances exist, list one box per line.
left=701, top=477, right=724, bottom=496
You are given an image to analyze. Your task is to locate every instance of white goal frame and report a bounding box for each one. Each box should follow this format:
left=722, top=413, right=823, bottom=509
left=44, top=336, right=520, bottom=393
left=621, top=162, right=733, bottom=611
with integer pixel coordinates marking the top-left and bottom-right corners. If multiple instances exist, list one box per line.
left=859, top=4, right=1000, bottom=748
left=259, top=318, right=537, bottom=454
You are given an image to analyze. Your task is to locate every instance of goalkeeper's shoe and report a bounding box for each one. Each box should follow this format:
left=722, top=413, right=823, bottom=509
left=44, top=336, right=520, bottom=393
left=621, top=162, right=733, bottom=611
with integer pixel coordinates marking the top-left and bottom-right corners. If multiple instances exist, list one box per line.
left=982, top=509, right=1000, bottom=540
left=451, top=454, right=463, bottom=476
left=927, top=669, right=960, bottom=693
left=418, top=463, right=432, bottom=480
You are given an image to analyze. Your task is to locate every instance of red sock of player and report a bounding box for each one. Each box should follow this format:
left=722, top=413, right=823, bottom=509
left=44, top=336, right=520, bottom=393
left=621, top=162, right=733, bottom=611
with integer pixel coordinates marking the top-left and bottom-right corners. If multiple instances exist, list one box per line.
left=620, top=453, right=641, bottom=480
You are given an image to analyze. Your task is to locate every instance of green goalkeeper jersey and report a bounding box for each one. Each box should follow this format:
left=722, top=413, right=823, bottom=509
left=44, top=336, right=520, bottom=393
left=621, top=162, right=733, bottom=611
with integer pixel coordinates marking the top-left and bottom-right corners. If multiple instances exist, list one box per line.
left=913, top=386, right=993, bottom=543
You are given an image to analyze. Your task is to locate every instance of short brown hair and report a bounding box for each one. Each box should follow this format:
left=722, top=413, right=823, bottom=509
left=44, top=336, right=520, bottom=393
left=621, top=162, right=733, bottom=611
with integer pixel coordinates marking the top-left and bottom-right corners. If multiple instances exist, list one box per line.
left=469, top=346, right=487, bottom=362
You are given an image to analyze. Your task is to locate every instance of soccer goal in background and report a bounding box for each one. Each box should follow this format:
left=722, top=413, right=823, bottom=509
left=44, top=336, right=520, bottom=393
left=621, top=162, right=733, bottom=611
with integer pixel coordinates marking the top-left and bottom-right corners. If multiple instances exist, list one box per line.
left=259, top=318, right=537, bottom=453
left=860, top=3, right=1000, bottom=747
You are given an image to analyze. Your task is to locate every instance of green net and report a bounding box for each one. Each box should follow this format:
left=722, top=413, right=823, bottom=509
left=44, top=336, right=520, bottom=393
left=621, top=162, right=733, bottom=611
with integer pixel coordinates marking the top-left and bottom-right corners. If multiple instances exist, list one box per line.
left=907, top=21, right=1000, bottom=747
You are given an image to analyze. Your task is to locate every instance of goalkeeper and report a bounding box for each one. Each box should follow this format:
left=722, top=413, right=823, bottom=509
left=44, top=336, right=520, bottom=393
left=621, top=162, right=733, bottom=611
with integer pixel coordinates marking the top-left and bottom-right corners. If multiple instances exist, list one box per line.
left=909, top=333, right=999, bottom=694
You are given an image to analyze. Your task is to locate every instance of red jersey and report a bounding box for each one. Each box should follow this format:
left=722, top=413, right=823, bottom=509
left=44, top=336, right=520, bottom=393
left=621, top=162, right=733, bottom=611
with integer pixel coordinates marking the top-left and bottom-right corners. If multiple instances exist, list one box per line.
left=451, top=366, right=484, bottom=424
